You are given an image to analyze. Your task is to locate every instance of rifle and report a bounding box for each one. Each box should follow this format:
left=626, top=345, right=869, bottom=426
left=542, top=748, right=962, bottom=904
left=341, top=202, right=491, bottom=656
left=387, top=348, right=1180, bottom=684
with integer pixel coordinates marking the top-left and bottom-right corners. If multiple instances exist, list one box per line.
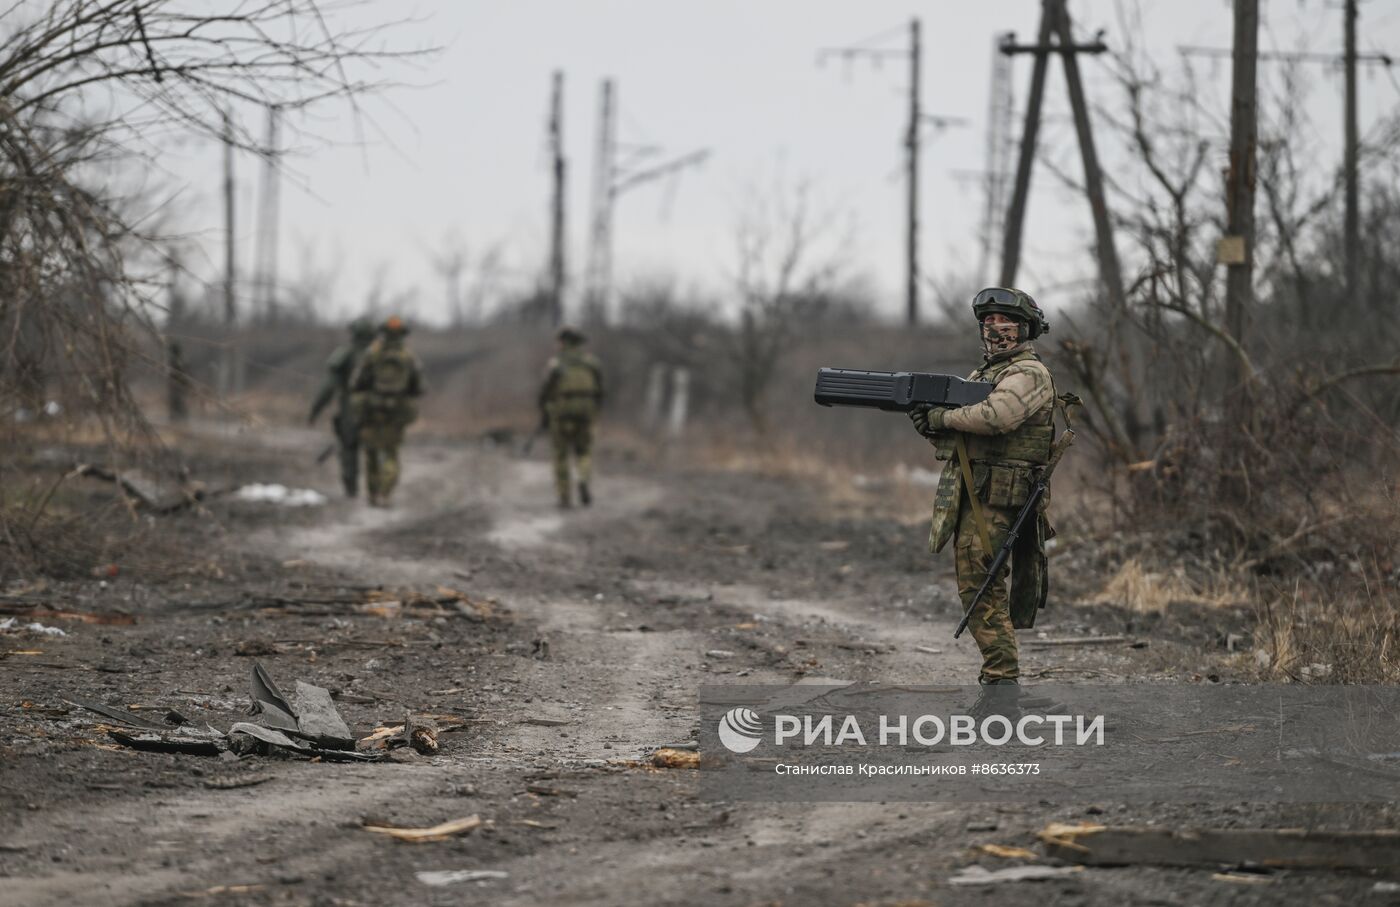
left=315, top=442, right=337, bottom=464
left=814, top=368, right=993, bottom=412
left=522, top=413, right=548, bottom=456
left=953, top=429, right=1075, bottom=639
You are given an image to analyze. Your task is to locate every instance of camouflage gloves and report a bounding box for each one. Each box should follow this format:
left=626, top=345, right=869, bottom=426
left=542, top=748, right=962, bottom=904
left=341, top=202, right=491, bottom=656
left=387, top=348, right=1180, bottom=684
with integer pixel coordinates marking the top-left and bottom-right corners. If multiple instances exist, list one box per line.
left=909, top=404, right=947, bottom=438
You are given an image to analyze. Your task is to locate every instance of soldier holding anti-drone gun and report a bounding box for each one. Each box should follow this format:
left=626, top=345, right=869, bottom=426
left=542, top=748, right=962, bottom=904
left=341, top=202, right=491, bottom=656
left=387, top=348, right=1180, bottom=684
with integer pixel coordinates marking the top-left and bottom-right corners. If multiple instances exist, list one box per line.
left=815, top=287, right=1079, bottom=718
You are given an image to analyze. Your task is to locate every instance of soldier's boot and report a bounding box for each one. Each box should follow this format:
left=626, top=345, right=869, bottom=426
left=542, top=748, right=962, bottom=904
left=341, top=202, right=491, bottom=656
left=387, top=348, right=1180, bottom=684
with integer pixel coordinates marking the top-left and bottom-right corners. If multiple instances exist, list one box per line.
left=578, top=482, right=591, bottom=507
left=968, top=679, right=1020, bottom=723
left=342, top=475, right=358, bottom=498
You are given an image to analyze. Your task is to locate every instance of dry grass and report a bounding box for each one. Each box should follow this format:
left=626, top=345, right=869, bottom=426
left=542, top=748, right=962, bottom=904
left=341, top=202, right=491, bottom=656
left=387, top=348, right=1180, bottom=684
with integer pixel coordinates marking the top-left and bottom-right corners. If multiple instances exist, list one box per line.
left=1091, top=557, right=1251, bottom=614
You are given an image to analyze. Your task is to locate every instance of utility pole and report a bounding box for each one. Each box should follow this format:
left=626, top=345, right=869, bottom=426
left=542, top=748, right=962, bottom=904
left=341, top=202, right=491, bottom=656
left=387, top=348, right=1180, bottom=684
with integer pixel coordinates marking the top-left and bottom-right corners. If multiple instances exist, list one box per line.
left=548, top=70, right=566, bottom=326
left=254, top=104, right=281, bottom=323
left=1223, top=0, right=1259, bottom=425
left=582, top=78, right=707, bottom=326
left=819, top=19, right=966, bottom=324
left=221, top=109, right=238, bottom=396
left=223, top=110, right=236, bottom=329
left=980, top=32, right=1016, bottom=279
left=1344, top=0, right=1359, bottom=297
left=1180, top=9, right=1393, bottom=301
left=998, top=0, right=1110, bottom=291
left=583, top=78, right=615, bottom=326
left=1050, top=0, right=1124, bottom=312
left=905, top=18, right=921, bottom=326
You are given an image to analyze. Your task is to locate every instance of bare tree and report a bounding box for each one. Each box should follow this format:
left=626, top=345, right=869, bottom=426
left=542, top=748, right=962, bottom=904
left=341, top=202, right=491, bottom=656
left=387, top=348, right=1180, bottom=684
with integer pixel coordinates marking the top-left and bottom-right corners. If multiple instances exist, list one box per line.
left=428, top=232, right=470, bottom=327
left=0, top=0, right=423, bottom=431
left=728, top=175, right=848, bottom=434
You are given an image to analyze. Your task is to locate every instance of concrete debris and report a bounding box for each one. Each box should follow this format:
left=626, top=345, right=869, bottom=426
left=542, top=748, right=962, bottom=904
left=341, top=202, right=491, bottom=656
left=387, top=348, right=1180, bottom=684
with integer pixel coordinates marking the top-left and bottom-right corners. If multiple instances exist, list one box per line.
left=1300, top=662, right=1333, bottom=679
left=1039, top=823, right=1400, bottom=869
left=233, top=483, right=327, bottom=507
left=949, top=865, right=1083, bottom=885
left=362, top=815, right=482, bottom=843
left=0, top=618, right=66, bottom=637
left=415, top=870, right=508, bottom=886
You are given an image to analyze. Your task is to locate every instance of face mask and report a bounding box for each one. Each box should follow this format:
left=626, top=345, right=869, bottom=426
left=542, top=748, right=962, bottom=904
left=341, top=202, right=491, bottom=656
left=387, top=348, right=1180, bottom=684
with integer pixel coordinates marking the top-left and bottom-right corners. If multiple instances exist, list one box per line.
left=981, top=319, right=1022, bottom=356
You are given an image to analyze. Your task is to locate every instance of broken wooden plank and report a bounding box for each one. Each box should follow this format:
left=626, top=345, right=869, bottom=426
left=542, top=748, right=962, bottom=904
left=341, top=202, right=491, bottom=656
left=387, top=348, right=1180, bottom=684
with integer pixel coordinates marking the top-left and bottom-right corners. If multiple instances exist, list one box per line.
left=107, top=728, right=223, bottom=756
left=1039, top=823, right=1400, bottom=869
left=1024, top=635, right=1131, bottom=647
left=361, top=815, right=482, bottom=842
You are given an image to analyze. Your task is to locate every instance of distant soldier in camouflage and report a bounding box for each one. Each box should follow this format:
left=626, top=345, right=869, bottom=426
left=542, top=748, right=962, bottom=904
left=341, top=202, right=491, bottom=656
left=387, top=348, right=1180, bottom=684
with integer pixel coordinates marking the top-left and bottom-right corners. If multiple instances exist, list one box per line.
left=909, top=288, right=1065, bottom=701
left=349, top=316, right=425, bottom=507
left=308, top=317, right=375, bottom=497
left=538, top=325, right=603, bottom=508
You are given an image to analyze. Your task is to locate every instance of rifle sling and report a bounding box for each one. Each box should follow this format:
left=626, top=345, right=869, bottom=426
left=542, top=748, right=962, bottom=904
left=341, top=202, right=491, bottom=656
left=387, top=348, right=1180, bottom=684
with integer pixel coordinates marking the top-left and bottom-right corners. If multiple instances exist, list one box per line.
left=954, top=433, right=994, bottom=556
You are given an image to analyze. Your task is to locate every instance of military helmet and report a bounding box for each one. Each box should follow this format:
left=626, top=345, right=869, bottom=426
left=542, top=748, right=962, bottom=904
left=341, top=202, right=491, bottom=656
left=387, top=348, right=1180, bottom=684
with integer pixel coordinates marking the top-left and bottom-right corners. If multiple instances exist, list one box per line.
left=971, top=287, right=1049, bottom=340
left=381, top=315, right=408, bottom=336
left=556, top=324, right=585, bottom=345
left=349, top=316, right=375, bottom=341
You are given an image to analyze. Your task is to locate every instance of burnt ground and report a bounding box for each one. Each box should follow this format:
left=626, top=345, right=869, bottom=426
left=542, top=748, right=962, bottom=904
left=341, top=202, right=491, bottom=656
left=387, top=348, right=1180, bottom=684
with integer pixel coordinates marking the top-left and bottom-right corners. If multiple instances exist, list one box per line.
left=1, top=424, right=1397, bottom=906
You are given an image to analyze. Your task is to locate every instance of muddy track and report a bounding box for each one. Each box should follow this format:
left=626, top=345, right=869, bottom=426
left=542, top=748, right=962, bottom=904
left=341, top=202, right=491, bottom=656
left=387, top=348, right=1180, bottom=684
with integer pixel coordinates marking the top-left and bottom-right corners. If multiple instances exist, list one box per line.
left=1, top=434, right=1387, bottom=906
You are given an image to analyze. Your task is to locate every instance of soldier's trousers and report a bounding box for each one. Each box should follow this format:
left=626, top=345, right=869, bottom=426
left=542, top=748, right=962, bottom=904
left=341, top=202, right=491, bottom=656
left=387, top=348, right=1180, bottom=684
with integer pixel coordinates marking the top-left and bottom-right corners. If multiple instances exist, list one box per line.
left=954, top=496, right=1019, bottom=683
left=359, top=421, right=406, bottom=500
left=549, top=415, right=593, bottom=501
left=333, top=412, right=359, bottom=496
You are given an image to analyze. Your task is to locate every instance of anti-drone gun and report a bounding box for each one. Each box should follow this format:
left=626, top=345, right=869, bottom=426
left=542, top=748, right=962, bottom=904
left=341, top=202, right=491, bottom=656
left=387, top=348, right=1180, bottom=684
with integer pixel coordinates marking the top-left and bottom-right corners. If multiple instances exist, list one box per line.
left=813, top=368, right=994, bottom=412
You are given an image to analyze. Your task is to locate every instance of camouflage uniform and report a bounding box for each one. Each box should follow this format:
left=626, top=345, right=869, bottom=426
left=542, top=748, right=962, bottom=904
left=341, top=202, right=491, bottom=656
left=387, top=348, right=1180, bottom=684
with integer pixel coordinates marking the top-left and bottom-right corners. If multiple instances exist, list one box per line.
left=309, top=319, right=375, bottom=497
left=539, top=328, right=603, bottom=507
left=349, top=320, right=424, bottom=507
left=917, top=289, right=1058, bottom=685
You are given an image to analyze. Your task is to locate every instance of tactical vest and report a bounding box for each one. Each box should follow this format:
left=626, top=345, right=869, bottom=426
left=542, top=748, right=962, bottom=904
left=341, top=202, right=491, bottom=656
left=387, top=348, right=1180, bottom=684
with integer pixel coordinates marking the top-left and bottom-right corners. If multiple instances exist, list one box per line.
left=355, top=341, right=419, bottom=427
left=366, top=345, right=415, bottom=396
left=548, top=351, right=600, bottom=420
left=963, top=349, right=1054, bottom=466
left=927, top=347, right=1055, bottom=554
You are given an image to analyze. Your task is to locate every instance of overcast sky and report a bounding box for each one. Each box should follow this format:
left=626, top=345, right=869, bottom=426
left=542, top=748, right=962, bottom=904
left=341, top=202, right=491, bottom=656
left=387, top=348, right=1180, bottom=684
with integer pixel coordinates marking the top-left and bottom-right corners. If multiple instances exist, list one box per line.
left=152, top=0, right=1400, bottom=326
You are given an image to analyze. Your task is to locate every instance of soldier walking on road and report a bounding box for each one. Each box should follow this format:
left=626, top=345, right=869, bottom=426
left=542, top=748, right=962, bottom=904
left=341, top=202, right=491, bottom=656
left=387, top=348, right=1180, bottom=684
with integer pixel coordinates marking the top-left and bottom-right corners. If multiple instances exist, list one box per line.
left=349, top=316, right=425, bottom=508
left=538, top=325, right=603, bottom=508
left=908, top=288, right=1071, bottom=715
left=309, top=317, right=376, bottom=497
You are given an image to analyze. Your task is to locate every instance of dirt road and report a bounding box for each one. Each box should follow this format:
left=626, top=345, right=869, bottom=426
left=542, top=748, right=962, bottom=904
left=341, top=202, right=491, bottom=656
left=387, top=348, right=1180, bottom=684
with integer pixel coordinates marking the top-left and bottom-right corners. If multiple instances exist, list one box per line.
left=0, top=431, right=1389, bottom=905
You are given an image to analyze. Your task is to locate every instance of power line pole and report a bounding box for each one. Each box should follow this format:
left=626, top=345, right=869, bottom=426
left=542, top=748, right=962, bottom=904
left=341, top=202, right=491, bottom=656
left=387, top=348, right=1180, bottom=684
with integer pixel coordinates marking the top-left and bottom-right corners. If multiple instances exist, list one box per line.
left=582, top=78, right=707, bottom=326
left=1050, top=0, right=1124, bottom=312
left=1180, top=15, right=1393, bottom=303
left=584, top=78, right=615, bottom=326
left=905, top=18, right=921, bottom=326
left=221, top=109, right=238, bottom=396
left=223, top=110, right=236, bottom=329
left=820, top=20, right=964, bottom=324
left=548, top=70, right=566, bottom=326
left=1344, top=0, right=1359, bottom=297
left=1223, top=0, right=1259, bottom=426
left=980, top=32, right=1016, bottom=279
left=999, top=8, right=1054, bottom=288
left=254, top=104, right=281, bottom=323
